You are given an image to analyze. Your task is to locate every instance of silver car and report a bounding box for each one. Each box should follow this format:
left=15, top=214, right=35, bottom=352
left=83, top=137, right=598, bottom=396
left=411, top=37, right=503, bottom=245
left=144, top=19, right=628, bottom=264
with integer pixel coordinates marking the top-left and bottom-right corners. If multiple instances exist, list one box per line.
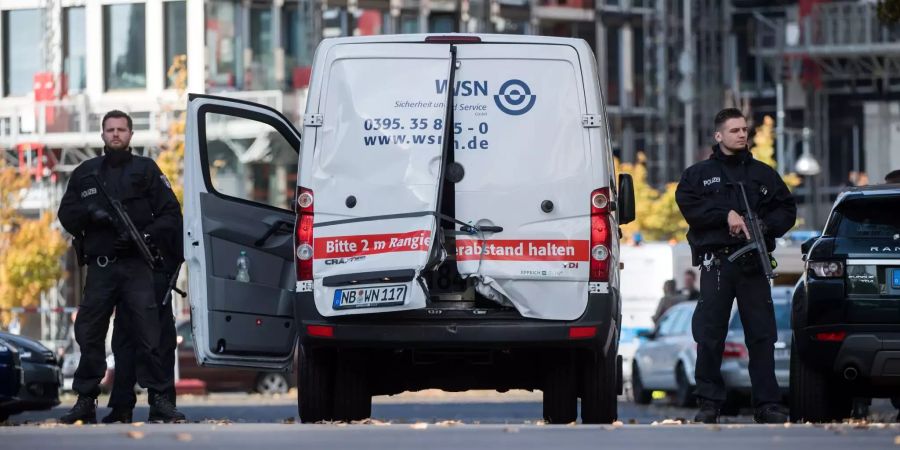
left=631, top=287, right=793, bottom=408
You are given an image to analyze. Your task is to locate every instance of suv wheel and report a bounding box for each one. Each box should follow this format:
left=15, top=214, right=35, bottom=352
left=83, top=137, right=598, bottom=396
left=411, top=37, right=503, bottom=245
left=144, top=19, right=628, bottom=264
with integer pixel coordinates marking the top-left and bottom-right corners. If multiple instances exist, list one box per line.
left=298, top=344, right=335, bottom=423
left=580, top=350, right=618, bottom=424
left=332, top=352, right=372, bottom=422
left=543, top=351, right=578, bottom=424
left=631, top=362, right=652, bottom=405
left=256, top=372, right=290, bottom=395
left=674, top=363, right=696, bottom=408
left=789, top=340, right=850, bottom=422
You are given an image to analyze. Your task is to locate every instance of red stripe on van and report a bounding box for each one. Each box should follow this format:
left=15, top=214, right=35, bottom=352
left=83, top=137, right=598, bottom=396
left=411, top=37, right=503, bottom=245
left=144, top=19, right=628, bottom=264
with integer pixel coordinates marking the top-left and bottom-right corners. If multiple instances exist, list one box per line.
left=314, top=230, right=432, bottom=258
left=455, top=239, right=590, bottom=262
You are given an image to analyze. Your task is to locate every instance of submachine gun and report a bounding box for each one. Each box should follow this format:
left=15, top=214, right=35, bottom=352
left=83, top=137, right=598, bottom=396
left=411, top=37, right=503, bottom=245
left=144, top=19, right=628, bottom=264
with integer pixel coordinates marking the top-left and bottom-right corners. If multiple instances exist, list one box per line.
left=89, top=173, right=163, bottom=270
left=727, top=182, right=776, bottom=279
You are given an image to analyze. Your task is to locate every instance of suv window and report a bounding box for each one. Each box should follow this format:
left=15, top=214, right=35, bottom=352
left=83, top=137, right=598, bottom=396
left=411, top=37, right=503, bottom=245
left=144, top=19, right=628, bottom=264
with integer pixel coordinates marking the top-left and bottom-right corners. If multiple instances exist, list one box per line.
left=730, top=302, right=791, bottom=331
left=658, top=309, right=682, bottom=337
left=826, top=197, right=900, bottom=238
left=177, top=323, right=194, bottom=349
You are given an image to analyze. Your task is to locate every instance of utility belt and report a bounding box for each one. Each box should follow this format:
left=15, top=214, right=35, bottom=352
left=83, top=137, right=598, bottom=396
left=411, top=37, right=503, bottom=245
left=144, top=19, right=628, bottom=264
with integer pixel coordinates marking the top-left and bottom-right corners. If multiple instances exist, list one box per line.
left=86, top=253, right=140, bottom=267
left=705, top=244, right=777, bottom=274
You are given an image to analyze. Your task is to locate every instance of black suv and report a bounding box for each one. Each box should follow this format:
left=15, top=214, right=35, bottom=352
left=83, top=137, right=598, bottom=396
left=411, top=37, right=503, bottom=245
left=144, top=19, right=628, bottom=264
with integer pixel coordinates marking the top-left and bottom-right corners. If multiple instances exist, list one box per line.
left=790, top=185, right=900, bottom=422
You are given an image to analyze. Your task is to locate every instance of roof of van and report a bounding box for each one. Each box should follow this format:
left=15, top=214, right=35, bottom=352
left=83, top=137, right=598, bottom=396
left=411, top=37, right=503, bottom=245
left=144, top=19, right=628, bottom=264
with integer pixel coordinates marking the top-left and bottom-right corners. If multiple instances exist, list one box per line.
left=318, top=33, right=592, bottom=49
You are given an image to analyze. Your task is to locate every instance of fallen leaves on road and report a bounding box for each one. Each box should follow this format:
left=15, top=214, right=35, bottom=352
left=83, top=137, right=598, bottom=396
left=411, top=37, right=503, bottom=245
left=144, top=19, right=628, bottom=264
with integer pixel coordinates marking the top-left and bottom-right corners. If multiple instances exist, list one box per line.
left=175, top=433, right=193, bottom=442
left=73, top=420, right=84, bottom=426
left=411, top=423, right=429, bottom=430
left=612, top=421, right=623, bottom=428
left=707, top=425, right=721, bottom=431
left=434, top=420, right=463, bottom=427
left=503, top=427, right=519, bottom=433
left=126, top=431, right=145, bottom=440
left=282, top=417, right=296, bottom=424
left=650, top=419, right=684, bottom=426
left=894, top=435, right=900, bottom=445
left=350, top=418, right=391, bottom=426
left=132, top=422, right=145, bottom=427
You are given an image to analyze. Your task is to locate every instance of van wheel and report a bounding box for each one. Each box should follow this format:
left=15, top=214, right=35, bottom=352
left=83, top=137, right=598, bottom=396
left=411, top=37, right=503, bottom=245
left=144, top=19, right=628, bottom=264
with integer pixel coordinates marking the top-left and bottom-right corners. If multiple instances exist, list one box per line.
left=674, top=363, right=696, bottom=408
left=298, top=344, right=335, bottom=423
left=789, top=340, right=850, bottom=422
left=256, top=372, right=290, bottom=395
left=333, top=352, right=372, bottom=422
left=580, top=350, right=618, bottom=424
left=631, top=363, right=652, bottom=405
left=542, top=352, right=577, bottom=424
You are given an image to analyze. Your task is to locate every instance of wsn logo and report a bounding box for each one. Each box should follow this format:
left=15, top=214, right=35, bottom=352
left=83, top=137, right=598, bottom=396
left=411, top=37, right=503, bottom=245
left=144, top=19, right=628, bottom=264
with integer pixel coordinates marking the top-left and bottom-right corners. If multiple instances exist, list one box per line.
left=494, top=79, right=536, bottom=116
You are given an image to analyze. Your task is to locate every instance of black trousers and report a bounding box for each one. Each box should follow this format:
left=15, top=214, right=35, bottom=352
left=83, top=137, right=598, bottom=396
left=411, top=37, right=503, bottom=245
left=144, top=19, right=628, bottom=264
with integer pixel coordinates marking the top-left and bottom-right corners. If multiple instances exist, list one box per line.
left=72, top=257, right=171, bottom=398
left=692, top=250, right=781, bottom=407
left=108, top=270, right=177, bottom=409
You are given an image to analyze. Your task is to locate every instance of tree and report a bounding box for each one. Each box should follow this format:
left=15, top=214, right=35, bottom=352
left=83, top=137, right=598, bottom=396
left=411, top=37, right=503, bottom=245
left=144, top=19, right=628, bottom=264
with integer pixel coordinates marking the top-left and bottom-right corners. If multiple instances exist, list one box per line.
left=616, top=153, right=688, bottom=243
left=877, top=0, right=900, bottom=24
left=750, top=115, right=802, bottom=190
left=0, top=161, right=67, bottom=327
left=157, top=55, right=188, bottom=205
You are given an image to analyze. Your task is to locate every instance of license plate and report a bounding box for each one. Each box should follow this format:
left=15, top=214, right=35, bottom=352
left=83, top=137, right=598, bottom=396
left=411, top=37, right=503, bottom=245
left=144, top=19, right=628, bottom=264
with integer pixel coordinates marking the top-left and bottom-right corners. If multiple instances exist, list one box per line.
left=333, top=285, right=407, bottom=310
left=774, top=349, right=790, bottom=359
left=892, top=269, right=900, bottom=289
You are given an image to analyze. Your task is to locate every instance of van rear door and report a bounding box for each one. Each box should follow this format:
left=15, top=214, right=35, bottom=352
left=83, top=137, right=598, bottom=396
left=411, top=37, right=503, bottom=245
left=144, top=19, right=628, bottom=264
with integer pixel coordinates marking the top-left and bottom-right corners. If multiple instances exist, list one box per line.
left=184, top=95, right=300, bottom=369
left=452, top=43, right=597, bottom=320
left=305, top=43, right=452, bottom=316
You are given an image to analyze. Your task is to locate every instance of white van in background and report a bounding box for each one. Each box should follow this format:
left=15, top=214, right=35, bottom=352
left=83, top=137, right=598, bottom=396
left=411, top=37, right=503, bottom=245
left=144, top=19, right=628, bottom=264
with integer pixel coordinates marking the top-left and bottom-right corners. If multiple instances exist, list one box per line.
left=183, top=34, right=636, bottom=424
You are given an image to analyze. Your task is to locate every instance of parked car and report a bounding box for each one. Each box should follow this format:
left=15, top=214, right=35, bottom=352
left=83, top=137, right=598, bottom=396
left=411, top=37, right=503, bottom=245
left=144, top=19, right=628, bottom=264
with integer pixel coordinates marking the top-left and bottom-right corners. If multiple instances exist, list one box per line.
left=0, top=331, right=61, bottom=416
left=632, top=288, right=793, bottom=409
left=176, top=322, right=293, bottom=394
left=60, top=343, right=115, bottom=393
left=791, top=184, right=900, bottom=422
left=0, top=337, right=25, bottom=422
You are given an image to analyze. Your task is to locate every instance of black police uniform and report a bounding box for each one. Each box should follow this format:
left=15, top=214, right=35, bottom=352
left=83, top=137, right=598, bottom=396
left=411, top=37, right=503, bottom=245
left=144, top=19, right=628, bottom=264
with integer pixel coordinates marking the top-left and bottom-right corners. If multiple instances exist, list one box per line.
left=107, top=223, right=183, bottom=414
left=58, top=148, right=181, bottom=403
left=675, top=144, right=796, bottom=408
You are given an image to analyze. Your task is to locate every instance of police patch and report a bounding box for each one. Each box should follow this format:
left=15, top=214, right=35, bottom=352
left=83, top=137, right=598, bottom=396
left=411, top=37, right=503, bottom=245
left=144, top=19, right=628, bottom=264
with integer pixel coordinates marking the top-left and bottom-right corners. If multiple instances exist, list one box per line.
left=759, top=185, right=768, bottom=196
left=160, top=174, right=172, bottom=189
left=80, top=187, right=97, bottom=198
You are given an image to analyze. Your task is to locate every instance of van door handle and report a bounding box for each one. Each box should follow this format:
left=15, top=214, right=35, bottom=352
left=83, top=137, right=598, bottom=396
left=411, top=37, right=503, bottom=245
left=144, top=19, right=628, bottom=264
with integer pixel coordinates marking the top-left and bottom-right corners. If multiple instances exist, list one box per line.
left=255, top=219, right=292, bottom=247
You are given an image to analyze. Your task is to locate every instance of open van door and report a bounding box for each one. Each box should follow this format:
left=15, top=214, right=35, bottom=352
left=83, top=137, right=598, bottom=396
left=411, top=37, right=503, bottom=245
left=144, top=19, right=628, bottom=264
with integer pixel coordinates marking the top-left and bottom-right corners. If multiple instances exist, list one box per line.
left=184, top=94, right=300, bottom=369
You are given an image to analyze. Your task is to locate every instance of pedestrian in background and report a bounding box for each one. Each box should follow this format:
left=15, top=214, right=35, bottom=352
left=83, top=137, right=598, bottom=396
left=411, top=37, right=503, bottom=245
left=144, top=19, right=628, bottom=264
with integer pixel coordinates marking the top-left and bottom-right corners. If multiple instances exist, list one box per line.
left=652, top=280, right=686, bottom=325
left=675, top=108, right=797, bottom=424
left=57, top=110, right=186, bottom=424
left=680, top=270, right=701, bottom=301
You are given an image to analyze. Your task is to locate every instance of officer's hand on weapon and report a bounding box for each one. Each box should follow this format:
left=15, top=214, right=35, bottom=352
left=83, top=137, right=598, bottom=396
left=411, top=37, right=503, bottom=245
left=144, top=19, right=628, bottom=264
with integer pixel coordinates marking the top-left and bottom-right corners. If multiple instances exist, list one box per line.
left=727, top=210, right=751, bottom=240
left=88, top=204, right=113, bottom=225
left=113, top=232, right=133, bottom=253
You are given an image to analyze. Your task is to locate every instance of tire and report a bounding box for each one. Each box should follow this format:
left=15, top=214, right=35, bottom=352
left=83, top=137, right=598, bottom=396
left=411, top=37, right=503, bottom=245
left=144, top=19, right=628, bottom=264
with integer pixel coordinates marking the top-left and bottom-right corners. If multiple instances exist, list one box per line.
left=298, top=344, right=335, bottom=423
left=674, top=363, right=696, bottom=408
left=631, top=362, right=652, bottom=405
left=789, top=340, right=851, bottom=422
left=580, top=350, right=619, bottom=424
left=332, top=352, right=372, bottom=422
left=256, top=372, right=290, bottom=395
left=542, top=351, right=578, bottom=424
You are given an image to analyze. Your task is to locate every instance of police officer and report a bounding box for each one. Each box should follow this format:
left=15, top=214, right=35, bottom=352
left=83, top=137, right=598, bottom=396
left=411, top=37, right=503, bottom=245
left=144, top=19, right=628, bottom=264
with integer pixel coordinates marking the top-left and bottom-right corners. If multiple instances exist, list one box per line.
left=102, top=223, right=182, bottom=423
left=57, top=110, right=186, bottom=423
left=675, top=108, right=797, bottom=424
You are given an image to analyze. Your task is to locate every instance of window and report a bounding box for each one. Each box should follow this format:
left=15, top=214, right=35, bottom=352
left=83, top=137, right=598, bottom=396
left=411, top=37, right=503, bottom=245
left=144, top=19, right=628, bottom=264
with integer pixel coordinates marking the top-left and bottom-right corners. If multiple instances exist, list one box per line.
left=64, top=7, right=87, bottom=95
left=207, top=1, right=243, bottom=90
left=164, top=1, right=187, bottom=88
left=203, top=112, right=298, bottom=210
left=248, top=6, right=275, bottom=90
left=3, top=9, right=42, bottom=96
left=283, top=2, right=314, bottom=90
left=829, top=198, right=900, bottom=238
left=657, top=309, right=681, bottom=336
left=104, top=3, right=146, bottom=90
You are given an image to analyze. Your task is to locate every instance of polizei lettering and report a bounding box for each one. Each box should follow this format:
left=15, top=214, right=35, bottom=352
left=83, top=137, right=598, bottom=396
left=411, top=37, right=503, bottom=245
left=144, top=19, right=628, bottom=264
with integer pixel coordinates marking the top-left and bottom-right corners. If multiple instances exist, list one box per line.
left=435, top=80, right=489, bottom=97
left=703, top=177, right=721, bottom=187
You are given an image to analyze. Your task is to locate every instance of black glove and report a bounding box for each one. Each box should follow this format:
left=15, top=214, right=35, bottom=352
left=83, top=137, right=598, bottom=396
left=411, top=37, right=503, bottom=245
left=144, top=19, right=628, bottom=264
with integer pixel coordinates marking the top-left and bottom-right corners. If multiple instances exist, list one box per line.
left=88, top=204, right=113, bottom=225
left=113, top=232, right=134, bottom=253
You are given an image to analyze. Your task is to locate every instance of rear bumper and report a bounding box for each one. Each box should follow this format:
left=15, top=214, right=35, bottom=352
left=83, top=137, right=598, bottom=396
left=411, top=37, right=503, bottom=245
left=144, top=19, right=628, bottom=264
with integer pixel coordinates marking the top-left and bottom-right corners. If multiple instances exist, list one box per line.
left=797, top=326, right=900, bottom=386
left=295, top=292, right=619, bottom=354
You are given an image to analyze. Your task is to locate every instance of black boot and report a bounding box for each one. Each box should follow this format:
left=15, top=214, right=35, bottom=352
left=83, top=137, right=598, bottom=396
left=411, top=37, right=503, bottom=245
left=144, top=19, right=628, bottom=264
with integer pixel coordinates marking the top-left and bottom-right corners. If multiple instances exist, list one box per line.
left=101, top=407, right=133, bottom=424
left=754, top=403, right=789, bottom=424
left=694, top=399, right=721, bottom=424
left=148, top=395, right=186, bottom=423
left=59, top=396, right=97, bottom=424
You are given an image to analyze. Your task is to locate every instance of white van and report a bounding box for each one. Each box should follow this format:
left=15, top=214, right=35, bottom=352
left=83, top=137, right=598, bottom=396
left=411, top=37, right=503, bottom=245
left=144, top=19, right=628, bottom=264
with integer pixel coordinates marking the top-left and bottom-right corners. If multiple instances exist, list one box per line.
left=183, top=34, right=635, bottom=424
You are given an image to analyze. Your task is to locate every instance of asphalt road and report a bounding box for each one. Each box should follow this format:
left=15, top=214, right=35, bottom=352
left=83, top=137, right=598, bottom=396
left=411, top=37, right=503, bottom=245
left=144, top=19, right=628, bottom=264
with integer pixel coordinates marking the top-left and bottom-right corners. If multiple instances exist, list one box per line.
left=4, top=393, right=899, bottom=449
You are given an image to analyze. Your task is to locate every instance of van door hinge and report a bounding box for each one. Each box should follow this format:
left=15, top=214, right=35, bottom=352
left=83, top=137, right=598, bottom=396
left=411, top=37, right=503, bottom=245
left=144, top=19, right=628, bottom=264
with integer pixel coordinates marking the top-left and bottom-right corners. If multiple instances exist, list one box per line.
left=303, top=114, right=323, bottom=127
left=582, top=114, right=602, bottom=128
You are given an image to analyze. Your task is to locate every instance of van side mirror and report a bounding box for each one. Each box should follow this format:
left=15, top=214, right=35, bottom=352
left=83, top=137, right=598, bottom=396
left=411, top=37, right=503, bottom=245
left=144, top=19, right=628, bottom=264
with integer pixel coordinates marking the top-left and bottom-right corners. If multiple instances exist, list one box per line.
left=637, top=329, right=655, bottom=340
left=618, top=173, right=636, bottom=225
left=801, top=236, right=818, bottom=255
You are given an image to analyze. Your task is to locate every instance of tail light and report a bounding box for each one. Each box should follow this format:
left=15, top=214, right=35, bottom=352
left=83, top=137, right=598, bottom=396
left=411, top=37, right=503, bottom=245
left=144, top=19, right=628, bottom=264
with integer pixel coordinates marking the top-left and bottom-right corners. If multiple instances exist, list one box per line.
left=590, top=187, right=612, bottom=281
left=722, top=342, right=748, bottom=359
left=814, top=331, right=846, bottom=342
left=295, top=186, right=314, bottom=286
